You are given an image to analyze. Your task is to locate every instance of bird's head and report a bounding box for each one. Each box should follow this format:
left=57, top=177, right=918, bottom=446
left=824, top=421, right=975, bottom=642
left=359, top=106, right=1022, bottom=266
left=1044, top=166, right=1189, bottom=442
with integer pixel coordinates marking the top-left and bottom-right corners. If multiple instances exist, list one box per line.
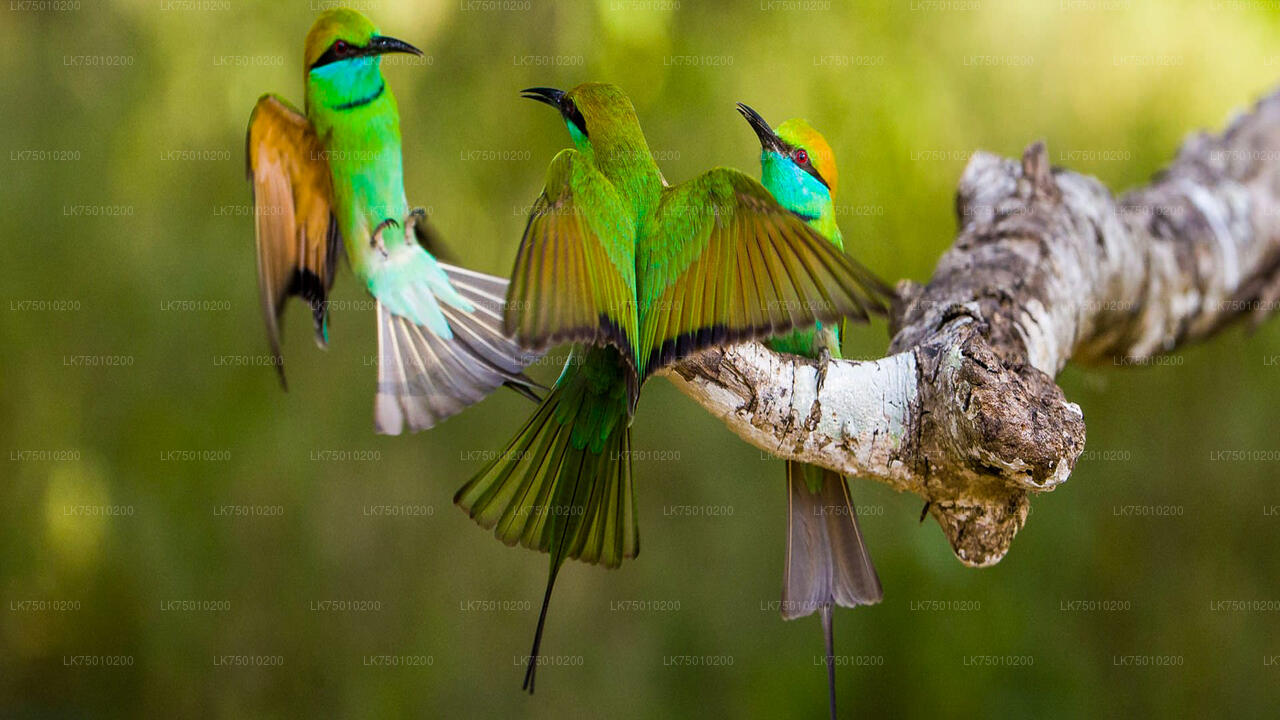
left=521, top=83, right=649, bottom=166
left=304, top=9, right=422, bottom=110
left=737, top=103, right=839, bottom=221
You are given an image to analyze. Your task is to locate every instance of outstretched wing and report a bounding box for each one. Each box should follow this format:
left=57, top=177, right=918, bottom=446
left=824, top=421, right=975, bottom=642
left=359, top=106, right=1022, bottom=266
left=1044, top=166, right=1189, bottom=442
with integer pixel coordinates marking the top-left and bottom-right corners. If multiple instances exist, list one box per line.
left=637, top=168, right=890, bottom=376
left=246, top=94, right=341, bottom=387
left=505, top=149, right=639, bottom=381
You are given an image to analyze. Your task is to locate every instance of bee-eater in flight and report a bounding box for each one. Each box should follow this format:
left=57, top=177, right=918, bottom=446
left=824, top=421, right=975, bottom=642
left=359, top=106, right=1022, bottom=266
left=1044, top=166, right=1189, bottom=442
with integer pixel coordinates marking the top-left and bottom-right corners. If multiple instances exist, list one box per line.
left=245, top=9, right=540, bottom=434
left=740, top=102, right=883, bottom=720
left=454, top=83, right=892, bottom=692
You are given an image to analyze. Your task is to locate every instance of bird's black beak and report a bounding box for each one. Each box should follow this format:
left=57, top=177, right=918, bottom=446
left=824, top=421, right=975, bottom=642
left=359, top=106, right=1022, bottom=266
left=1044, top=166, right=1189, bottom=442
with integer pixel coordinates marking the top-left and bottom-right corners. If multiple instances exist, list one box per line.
left=521, top=87, right=566, bottom=108
left=366, top=35, right=423, bottom=57
left=737, top=102, right=787, bottom=154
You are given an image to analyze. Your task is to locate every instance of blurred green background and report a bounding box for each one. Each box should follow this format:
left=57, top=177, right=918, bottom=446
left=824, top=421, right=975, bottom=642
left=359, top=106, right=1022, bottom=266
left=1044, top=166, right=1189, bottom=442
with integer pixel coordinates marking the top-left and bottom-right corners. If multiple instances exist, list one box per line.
left=4, top=0, right=1280, bottom=716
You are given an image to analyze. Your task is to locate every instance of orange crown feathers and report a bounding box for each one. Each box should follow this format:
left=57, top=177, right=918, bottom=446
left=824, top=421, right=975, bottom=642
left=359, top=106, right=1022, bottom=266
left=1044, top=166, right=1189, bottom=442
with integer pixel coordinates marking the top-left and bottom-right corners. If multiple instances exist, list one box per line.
left=775, top=118, right=838, bottom=198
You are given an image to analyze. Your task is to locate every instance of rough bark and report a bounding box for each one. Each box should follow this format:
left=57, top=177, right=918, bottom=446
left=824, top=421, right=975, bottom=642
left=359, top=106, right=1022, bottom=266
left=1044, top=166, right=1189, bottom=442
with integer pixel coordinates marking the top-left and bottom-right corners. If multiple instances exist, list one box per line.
left=665, top=88, right=1280, bottom=566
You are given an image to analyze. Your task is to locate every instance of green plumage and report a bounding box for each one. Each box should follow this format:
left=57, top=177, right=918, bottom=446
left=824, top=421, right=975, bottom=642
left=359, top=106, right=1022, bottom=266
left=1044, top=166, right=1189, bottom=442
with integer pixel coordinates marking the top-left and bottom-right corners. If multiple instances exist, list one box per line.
left=246, top=9, right=542, bottom=435
left=458, top=346, right=635, bottom=564
left=455, top=83, right=890, bottom=693
left=741, top=107, right=883, bottom=720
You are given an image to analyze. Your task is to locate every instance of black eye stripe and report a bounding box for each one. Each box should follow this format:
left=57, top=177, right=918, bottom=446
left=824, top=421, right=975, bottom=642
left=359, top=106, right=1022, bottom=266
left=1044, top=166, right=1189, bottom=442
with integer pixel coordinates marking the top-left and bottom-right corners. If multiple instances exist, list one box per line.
left=311, top=39, right=360, bottom=69
left=561, top=97, right=589, bottom=138
left=784, top=143, right=828, bottom=189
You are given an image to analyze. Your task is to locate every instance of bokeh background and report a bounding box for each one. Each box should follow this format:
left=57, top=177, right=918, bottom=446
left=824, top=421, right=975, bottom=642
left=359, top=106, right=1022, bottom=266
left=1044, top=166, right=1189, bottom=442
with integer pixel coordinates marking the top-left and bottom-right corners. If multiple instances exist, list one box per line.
left=4, top=0, right=1280, bottom=716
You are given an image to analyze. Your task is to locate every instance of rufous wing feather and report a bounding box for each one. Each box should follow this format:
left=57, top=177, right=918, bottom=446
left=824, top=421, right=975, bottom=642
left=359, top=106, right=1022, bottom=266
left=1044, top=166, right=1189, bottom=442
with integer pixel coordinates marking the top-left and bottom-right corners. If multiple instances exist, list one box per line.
left=246, top=94, right=341, bottom=387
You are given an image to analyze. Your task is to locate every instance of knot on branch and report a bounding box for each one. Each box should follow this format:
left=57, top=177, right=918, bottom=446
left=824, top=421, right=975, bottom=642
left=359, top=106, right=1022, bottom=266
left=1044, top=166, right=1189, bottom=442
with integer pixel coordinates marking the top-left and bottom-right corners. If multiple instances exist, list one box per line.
left=954, top=142, right=1065, bottom=232
left=927, top=493, right=1028, bottom=568
left=932, top=326, right=1083, bottom=490
left=907, top=318, right=1084, bottom=565
left=1020, top=140, right=1062, bottom=203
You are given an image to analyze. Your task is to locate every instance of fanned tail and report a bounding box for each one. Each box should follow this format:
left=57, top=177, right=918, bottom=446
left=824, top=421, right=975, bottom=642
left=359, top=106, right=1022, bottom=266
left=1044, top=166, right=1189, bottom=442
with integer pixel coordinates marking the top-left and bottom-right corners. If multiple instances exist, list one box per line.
left=454, top=346, right=637, bottom=693
left=783, top=462, right=882, bottom=720
left=375, top=263, right=544, bottom=434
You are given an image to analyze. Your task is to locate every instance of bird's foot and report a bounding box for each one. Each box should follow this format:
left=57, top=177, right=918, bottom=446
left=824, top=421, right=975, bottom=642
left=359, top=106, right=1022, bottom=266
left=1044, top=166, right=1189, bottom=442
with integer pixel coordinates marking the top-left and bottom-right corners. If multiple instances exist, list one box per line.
left=403, top=208, right=427, bottom=243
left=370, top=218, right=400, bottom=258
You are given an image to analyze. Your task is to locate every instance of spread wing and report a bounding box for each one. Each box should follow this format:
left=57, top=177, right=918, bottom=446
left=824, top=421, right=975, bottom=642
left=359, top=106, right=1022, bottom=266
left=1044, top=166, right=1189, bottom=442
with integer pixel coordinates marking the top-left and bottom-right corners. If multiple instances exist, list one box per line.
left=637, top=168, right=890, bottom=376
left=505, top=150, right=638, bottom=381
left=246, top=94, right=341, bottom=388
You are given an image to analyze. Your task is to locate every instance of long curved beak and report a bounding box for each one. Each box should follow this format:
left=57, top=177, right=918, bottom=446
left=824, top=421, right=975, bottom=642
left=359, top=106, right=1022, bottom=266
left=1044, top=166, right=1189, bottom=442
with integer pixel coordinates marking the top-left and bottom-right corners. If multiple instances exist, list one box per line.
left=521, top=87, right=565, bottom=108
left=367, top=35, right=423, bottom=57
left=736, top=102, right=787, bottom=154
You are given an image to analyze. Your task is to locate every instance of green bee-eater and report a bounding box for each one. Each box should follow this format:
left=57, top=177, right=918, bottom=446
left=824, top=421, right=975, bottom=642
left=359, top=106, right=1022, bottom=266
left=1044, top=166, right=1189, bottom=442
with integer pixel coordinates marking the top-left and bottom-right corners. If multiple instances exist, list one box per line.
left=245, top=9, right=539, bottom=434
left=454, top=83, right=891, bottom=691
left=740, top=103, right=883, bottom=720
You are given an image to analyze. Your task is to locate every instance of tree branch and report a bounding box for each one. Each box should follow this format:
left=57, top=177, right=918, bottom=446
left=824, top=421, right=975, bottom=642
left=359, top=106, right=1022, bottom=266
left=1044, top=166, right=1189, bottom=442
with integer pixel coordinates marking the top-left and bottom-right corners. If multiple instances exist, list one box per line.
left=664, top=87, right=1280, bottom=566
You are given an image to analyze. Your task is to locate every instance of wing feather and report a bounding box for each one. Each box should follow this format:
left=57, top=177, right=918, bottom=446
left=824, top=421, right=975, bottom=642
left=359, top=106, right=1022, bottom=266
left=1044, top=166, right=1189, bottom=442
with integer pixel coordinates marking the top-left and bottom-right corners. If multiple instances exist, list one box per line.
left=638, top=169, right=890, bottom=376
left=245, top=94, right=340, bottom=387
left=504, top=150, right=639, bottom=380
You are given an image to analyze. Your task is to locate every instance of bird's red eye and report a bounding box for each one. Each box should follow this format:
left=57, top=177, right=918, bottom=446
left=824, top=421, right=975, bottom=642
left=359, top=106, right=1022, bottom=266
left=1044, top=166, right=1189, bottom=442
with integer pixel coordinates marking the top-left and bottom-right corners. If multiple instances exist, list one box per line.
left=334, top=40, right=350, bottom=54
left=794, top=149, right=809, bottom=165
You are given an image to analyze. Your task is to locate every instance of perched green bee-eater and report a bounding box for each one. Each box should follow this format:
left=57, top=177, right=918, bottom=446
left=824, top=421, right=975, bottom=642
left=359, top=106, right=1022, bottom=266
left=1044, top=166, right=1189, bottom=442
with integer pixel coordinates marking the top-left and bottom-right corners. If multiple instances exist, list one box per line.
left=740, top=103, right=883, bottom=720
left=245, top=9, right=539, bottom=434
left=454, top=83, right=891, bottom=692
